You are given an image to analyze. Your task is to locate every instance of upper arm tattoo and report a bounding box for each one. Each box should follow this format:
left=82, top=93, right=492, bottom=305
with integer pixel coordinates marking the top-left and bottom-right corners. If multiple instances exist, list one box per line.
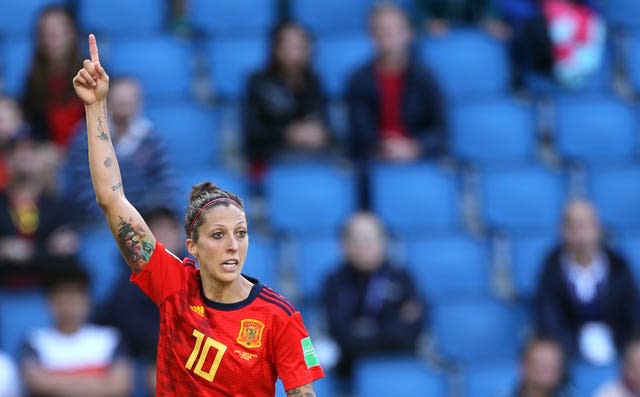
left=286, top=384, right=316, bottom=397
left=115, top=216, right=154, bottom=272
left=97, top=102, right=109, bottom=141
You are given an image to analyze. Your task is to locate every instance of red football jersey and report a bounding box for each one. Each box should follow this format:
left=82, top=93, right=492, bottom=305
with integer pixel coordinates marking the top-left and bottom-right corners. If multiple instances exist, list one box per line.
left=131, top=241, right=324, bottom=396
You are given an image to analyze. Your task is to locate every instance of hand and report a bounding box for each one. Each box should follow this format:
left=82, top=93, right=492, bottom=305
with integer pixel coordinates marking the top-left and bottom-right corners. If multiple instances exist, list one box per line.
left=379, top=137, right=422, bottom=162
left=73, top=34, right=109, bottom=105
left=284, top=119, right=329, bottom=151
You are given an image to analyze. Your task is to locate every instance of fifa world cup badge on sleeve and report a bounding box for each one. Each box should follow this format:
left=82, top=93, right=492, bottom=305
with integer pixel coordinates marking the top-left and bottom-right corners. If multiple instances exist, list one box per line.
left=237, top=319, right=265, bottom=348
left=301, top=337, right=320, bottom=368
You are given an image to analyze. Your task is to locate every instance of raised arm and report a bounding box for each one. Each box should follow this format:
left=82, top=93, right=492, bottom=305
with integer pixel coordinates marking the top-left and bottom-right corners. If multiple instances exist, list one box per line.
left=73, top=34, right=155, bottom=273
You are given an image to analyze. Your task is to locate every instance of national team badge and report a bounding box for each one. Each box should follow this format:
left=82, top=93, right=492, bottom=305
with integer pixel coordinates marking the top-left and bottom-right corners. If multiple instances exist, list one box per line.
left=236, top=319, right=265, bottom=349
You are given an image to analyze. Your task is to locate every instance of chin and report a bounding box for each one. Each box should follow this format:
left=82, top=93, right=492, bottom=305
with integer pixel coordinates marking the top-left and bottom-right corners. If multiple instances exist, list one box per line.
left=211, top=269, right=242, bottom=284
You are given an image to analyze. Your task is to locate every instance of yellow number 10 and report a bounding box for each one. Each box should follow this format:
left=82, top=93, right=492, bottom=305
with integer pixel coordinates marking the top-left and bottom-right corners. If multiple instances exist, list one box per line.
left=185, top=329, right=227, bottom=382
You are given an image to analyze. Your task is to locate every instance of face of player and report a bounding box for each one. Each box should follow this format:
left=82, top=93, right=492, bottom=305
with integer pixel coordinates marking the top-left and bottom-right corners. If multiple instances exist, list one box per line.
left=38, top=10, right=76, bottom=63
left=563, top=201, right=601, bottom=261
left=522, top=342, right=565, bottom=393
left=187, top=205, right=249, bottom=285
left=343, top=213, right=387, bottom=273
left=371, top=8, right=412, bottom=60
left=48, top=284, right=91, bottom=334
left=623, top=342, right=640, bottom=391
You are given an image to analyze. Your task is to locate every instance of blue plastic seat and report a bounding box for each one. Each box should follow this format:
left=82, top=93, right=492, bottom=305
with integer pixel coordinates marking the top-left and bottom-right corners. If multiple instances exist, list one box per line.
left=481, top=167, right=565, bottom=233
left=315, top=34, right=373, bottom=98
left=264, top=163, right=357, bottom=234
left=290, top=0, right=372, bottom=35
left=465, top=361, right=519, bottom=397
left=0, top=38, right=33, bottom=97
left=189, top=0, right=275, bottom=36
left=554, top=96, right=637, bottom=165
left=511, top=234, right=557, bottom=298
left=78, top=227, right=121, bottom=303
left=145, top=103, right=220, bottom=171
left=432, top=299, right=523, bottom=364
left=354, top=356, right=447, bottom=397
left=293, top=235, right=342, bottom=302
left=623, top=33, right=640, bottom=95
left=0, top=292, right=52, bottom=358
left=0, top=0, right=63, bottom=37
left=571, top=361, right=619, bottom=397
left=420, top=30, right=510, bottom=100
left=108, top=36, right=192, bottom=100
left=606, top=0, right=640, bottom=30
left=370, top=163, right=460, bottom=235
left=243, top=234, right=277, bottom=289
left=77, top=0, right=166, bottom=36
left=208, top=37, right=267, bottom=100
left=405, top=234, right=490, bottom=301
left=450, top=99, right=536, bottom=165
left=589, top=166, right=640, bottom=231
left=275, top=376, right=335, bottom=396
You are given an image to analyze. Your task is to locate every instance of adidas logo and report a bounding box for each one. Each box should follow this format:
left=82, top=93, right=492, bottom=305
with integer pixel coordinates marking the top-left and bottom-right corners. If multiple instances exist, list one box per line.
left=190, top=305, right=205, bottom=317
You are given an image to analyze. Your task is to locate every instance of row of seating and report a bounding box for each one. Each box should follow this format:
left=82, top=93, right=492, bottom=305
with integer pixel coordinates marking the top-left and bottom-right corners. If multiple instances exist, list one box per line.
left=5, top=27, right=640, bottom=101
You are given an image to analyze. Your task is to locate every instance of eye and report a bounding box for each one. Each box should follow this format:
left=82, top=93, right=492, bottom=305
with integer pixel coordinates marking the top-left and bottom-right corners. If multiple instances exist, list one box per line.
left=211, top=232, right=224, bottom=240
left=236, top=230, right=247, bottom=239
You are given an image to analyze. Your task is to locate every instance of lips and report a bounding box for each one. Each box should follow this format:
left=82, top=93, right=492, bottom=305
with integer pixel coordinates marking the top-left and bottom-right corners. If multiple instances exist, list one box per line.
left=221, top=259, right=239, bottom=272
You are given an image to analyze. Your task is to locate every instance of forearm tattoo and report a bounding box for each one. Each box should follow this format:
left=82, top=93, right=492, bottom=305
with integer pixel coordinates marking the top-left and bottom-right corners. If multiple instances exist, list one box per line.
left=111, top=182, right=123, bottom=191
left=97, top=102, right=109, bottom=141
left=103, top=156, right=112, bottom=168
left=286, top=384, right=316, bottom=397
left=115, top=216, right=154, bottom=272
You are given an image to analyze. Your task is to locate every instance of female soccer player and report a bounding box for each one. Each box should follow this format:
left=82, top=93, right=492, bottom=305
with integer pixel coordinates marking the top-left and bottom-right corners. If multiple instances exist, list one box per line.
left=73, top=34, right=324, bottom=397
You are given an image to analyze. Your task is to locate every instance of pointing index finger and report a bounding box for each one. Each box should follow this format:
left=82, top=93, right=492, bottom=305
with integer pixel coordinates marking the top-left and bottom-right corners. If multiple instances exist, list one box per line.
left=89, top=34, right=100, bottom=63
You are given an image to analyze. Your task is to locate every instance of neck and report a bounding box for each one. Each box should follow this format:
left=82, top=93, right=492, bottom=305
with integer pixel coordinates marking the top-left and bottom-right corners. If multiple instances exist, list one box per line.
left=201, top=275, right=252, bottom=304
left=571, top=249, right=595, bottom=267
left=520, top=385, right=552, bottom=397
left=56, top=322, right=81, bottom=335
left=377, top=51, right=408, bottom=71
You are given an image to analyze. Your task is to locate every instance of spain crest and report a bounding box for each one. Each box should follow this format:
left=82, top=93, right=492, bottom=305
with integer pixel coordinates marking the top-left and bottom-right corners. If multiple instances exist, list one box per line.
left=236, top=319, right=265, bottom=349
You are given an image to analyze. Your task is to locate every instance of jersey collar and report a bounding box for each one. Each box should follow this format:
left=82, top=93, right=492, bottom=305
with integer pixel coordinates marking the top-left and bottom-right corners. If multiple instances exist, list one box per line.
left=199, top=275, right=263, bottom=311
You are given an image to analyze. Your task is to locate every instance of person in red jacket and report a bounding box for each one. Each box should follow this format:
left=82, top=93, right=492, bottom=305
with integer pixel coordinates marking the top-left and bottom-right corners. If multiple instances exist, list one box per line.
left=72, top=34, right=324, bottom=397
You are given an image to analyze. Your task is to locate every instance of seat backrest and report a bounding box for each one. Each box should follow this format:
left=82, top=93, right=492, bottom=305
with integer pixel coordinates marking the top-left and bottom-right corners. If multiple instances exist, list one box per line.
left=77, top=0, right=166, bottom=36
left=589, top=166, right=640, bottom=232
left=188, top=0, right=275, bottom=36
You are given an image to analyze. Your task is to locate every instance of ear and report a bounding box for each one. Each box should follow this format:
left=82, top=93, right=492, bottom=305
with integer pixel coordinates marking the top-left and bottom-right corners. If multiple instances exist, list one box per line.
left=185, top=238, right=197, bottom=257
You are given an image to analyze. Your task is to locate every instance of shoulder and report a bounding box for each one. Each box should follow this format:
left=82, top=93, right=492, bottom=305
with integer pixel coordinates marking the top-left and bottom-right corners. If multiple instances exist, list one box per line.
left=604, top=247, right=631, bottom=272
left=348, top=61, right=376, bottom=87
left=256, top=285, right=298, bottom=319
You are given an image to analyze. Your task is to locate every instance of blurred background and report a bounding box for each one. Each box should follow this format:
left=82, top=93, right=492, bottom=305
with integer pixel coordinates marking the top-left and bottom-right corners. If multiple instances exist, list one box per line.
left=1, top=0, right=640, bottom=396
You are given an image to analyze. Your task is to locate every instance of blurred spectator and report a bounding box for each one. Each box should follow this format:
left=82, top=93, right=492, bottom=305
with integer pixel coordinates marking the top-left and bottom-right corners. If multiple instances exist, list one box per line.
left=243, top=21, right=332, bottom=177
left=346, top=2, right=446, bottom=164
left=0, top=96, right=31, bottom=191
left=534, top=200, right=640, bottom=365
left=98, top=207, right=185, bottom=397
left=22, top=6, right=84, bottom=148
left=0, top=136, right=78, bottom=288
left=66, top=77, right=175, bottom=222
left=0, top=350, right=20, bottom=397
left=322, top=212, right=426, bottom=384
left=595, top=337, right=640, bottom=397
left=508, top=337, right=576, bottom=397
left=22, top=261, right=132, bottom=397
left=415, top=0, right=509, bottom=39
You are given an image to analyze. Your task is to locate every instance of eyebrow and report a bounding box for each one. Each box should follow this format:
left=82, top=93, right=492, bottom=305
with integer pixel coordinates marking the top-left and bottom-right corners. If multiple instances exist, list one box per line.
left=211, top=221, right=247, bottom=227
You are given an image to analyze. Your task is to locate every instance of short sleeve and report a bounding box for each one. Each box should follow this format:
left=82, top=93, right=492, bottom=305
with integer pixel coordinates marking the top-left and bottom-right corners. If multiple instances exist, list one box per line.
left=274, top=312, right=325, bottom=391
left=130, top=241, right=186, bottom=305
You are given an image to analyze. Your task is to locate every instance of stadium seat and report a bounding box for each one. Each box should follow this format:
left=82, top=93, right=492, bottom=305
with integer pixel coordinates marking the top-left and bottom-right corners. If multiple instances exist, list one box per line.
left=188, top=0, right=275, bottom=36
left=354, top=356, right=447, bottom=397
left=208, top=37, right=268, bottom=100
left=481, top=166, right=565, bottom=233
left=108, top=37, right=193, bottom=100
left=450, top=98, right=536, bottom=165
left=432, top=299, right=523, bottom=364
left=370, top=163, right=460, bottom=235
left=77, top=0, right=166, bottom=36
left=244, top=234, right=277, bottom=289
left=264, top=162, right=357, bottom=234
left=554, top=96, right=637, bottom=165
left=420, top=29, right=510, bottom=100
left=606, top=0, right=640, bottom=30
left=293, top=235, right=342, bottom=301
left=290, top=0, right=372, bottom=35
left=0, top=292, right=52, bottom=358
left=0, top=38, right=33, bottom=97
left=0, top=0, right=63, bottom=37
left=275, top=377, right=335, bottom=397
left=510, top=234, right=557, bottom=298
left=465, top=361, right=519, bottom=397
left=314, top=34, right=373, bottom=98
left=78, top=227, right=121, bottom=303
left=145, top=103, right=221, bottom=171
left=614, top=233, right=640, bottom=286
left=405, top=234, right=491, bottom=301
left=588, top=166, right=640, bottom=231
left=174, top=168, right=249, bottom=216
left=571, top=361, right=619, bottom=397
left=623, top=33, right=640, bottom=94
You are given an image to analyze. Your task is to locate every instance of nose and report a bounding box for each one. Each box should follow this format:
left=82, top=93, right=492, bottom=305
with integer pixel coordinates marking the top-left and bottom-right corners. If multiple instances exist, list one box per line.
left=227, top=236, right=239, bottom=253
